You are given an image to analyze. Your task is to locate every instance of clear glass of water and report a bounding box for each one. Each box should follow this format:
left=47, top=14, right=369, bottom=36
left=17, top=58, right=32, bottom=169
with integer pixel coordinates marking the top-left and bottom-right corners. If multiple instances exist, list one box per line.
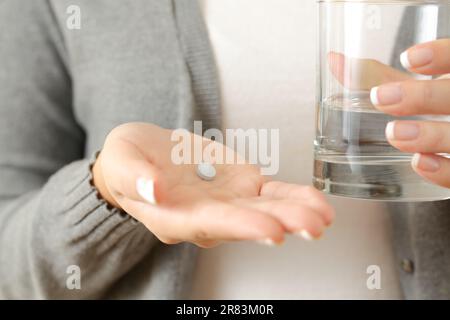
left=314, top=0, right=450, bottom=201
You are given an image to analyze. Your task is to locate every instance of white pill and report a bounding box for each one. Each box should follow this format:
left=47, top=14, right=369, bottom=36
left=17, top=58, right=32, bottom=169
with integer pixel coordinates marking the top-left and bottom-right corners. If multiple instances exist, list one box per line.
left=196, top=162, right=216, bottom=181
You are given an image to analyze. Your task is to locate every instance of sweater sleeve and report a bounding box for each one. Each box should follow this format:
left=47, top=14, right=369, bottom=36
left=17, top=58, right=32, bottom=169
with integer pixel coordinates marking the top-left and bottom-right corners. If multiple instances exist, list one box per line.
left=0, top=0, right=156, bottom=299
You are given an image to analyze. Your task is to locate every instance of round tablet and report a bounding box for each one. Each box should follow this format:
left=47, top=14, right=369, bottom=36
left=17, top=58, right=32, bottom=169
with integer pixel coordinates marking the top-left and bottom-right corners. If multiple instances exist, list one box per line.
left=196, top=162, right=216, bottom=181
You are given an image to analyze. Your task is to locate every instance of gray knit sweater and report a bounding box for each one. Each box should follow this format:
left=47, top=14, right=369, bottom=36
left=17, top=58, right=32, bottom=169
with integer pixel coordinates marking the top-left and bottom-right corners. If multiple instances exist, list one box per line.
left=1, top=0, right=449, bottom=300
left=0, top=0, right=220, bottom=299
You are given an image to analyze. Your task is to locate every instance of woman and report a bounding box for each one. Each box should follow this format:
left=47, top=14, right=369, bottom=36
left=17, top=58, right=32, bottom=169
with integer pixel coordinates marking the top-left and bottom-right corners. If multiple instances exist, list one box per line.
left=0, top=0, right=448, bottom=299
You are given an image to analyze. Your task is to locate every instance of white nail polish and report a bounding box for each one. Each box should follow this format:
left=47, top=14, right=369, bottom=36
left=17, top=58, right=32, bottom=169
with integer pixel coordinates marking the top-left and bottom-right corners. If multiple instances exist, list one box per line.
left=386, top=122, right=395, bottom=141
left=400, top=51, right=411, bottom=70
left=412, top=153, right=421, bottom=168
left=370, top=87, right=380, bottom=106
left=297, top=230, right=315, bottom=241
left=256, top=238, right=276, bottom=247
left=136, top=177, right=156, bottom=205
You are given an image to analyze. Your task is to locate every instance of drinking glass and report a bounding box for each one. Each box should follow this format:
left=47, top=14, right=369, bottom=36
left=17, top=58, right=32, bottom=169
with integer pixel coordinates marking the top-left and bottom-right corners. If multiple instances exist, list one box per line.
left=314, top=0, right=450, bottom=201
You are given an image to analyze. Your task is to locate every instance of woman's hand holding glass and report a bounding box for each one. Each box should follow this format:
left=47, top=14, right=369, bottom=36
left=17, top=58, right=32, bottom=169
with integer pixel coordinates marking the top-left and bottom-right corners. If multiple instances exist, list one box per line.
left=329, top=39, right=450, bottom=189
left=370, top=39, right=450, bottom=189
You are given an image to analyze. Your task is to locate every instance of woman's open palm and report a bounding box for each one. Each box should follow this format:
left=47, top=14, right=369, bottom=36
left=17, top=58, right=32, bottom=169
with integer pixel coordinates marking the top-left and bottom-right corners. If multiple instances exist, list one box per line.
left=94, top=123, right=334, bottom=248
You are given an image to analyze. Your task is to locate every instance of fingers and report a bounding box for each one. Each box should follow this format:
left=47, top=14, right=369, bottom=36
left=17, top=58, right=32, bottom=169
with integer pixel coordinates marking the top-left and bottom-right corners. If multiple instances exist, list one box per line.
left=385, top=120, right=450, bottom=154
left=260, top=182, right=335, bottom=225
left=194, top=240, right=220, bottom=249
left=123, top=198, right=286, bottom=245
left=401, top=39, right=450, bottom=75
left=234, top=197, right=327, bottom=240
left=412, top=154, right=450, bottom=189
left=371, top=39, right=450, bottom=114
left=188, top=201, right=286, bottom=243
left=371, top=79, right=450, bottom=115
left=372, top=39, right=450, bottom=192
left=385, top=120, right=450, bottom=190
left=328, top=52, right=411, bottom=90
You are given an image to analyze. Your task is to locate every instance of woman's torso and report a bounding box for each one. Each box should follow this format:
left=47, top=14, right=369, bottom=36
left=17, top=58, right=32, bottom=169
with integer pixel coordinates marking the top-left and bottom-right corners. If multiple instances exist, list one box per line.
left=192, top=0, right=403, bottom=299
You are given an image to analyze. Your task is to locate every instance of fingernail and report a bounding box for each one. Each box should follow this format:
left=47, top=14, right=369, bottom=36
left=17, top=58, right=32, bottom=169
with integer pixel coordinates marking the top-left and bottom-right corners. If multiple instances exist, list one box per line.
left=370, top=84, right=403, bottom=106
left=412, top=154, right=440, bottom=173
left=296, top=230, right=316, bottom=241
left=136, top=177, right=157, bottom=205
left=386, top=121, right=420, bottom=141
left=256, top=238, right=276, bottom=247
left=401, top=47, right=434, bottom=69
left=370, top=86, right=380, bottom=106
left=400, top=51, right=412, bottom=69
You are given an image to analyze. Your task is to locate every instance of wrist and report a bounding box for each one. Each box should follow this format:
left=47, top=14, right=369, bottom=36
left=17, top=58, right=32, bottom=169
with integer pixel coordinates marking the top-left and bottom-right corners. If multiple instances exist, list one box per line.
left=92, top=152, right=121, bottom=209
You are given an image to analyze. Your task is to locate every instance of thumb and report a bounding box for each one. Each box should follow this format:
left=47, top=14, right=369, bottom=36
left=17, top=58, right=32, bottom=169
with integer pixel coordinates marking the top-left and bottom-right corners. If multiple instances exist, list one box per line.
left=100, top=137, right=167, bottom=206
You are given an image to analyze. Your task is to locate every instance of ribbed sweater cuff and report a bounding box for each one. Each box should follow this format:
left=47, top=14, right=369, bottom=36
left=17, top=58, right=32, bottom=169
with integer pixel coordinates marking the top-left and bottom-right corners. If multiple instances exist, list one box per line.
left=59, top=152, right=145, bottom=252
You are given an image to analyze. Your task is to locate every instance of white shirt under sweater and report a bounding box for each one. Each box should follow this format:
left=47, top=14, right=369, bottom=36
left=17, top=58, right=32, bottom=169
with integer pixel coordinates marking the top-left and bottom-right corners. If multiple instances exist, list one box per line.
left=192, top=0, right=403, bottom=299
